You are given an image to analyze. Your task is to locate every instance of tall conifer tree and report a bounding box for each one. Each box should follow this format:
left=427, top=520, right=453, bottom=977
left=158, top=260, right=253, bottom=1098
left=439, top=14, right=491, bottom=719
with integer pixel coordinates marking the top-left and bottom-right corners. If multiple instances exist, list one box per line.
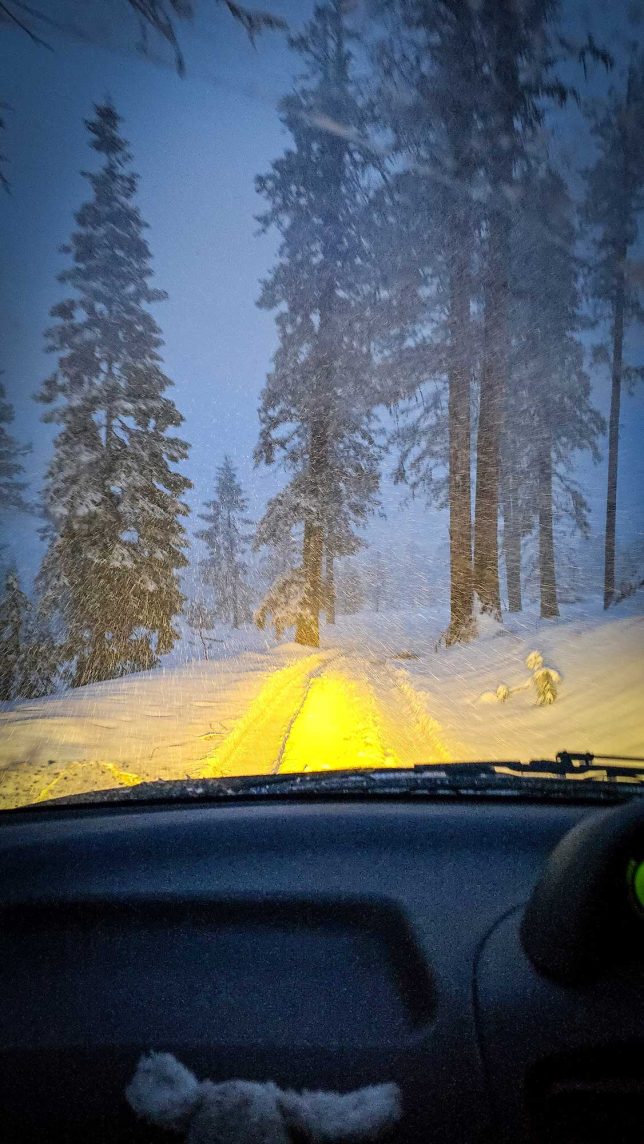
left=37, top=102, right=190, bottom=685
left=197, top=455, right=250, bottom=628
left=0, top=379, right=29, bottom=517
left=0, top=568, right=27, bottom=700
left=372, top=0, right=481, bottom=643
left=254, top=1, right=380, bottom=647
left=583, top=55, right=644, bottom=608
left=503, top=167, right=604, bottom=618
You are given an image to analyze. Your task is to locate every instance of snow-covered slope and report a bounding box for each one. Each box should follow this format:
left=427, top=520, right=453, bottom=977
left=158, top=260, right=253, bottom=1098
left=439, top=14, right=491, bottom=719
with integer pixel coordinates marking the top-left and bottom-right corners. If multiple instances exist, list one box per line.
left=329, top=595, right=644, bottom=764
left=0, top=640, right=317, bottom=806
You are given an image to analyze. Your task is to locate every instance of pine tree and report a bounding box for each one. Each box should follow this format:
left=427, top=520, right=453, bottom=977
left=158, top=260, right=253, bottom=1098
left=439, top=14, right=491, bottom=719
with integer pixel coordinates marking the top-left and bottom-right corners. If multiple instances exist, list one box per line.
left=533, top=666, right=560, bottom=706
left=125, top=0, right=285, bottom=72
left=196, top=455, right=250, bottom=628
left=36, top=102, right=190, bottom=687
left=468, top=2, right=606, bottom=619
left=379, top=2, right=607, bottom=626
left=373, top=1, right=577, bottom=632
left=583, top=54, right=644, bottom=608
left=254, top=567, right=307, bottom=641
left=17, top=616, right=59, bottom=700
left=503, top=166, right=604, bottom=619
left=257, top=533, right=299, bottom=592
left=0, top=378, right=30, bottom=515
left=471, top=0, right=566, bottom=620
left=372, top=0, right=480, bottom=644
left=0, top=567, right=55, bottom=699
left=254, top=1, right=380, bottom=647
left=2, top=2, right=285, bottom=75
left=0, top=568, right=27, bottom=699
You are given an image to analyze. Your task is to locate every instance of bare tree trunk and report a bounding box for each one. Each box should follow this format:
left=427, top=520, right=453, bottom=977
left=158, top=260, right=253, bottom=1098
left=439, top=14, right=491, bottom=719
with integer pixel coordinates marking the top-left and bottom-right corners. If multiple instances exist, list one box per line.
left=199, top=628, right=209, bottom=660
left=473, top=0, right=518, bottom=622
left=295, top=16, right=345, bottom=648
left=296, top=518, right=323, bottom=646
left=296, top=420, right=326, bottom=647
left=538, top=434, right=559, bottom=619
left=325, top=550, right=336, bottom=625
left=474, top=208, right=506, bottom=619
left=445, top=243, right=474, bottom=644
left=503, top=473, right=522, bottom=613
left=603, top=261, right=625, bottom=609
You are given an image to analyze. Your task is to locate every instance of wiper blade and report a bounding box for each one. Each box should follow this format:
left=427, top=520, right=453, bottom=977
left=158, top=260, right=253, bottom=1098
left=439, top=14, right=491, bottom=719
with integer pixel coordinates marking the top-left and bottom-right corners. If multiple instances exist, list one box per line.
left=17, top=758, right=642, bottom=810
left=556, top=750, right=644, bottom=769
left=495, top=751, right=644, bottom=782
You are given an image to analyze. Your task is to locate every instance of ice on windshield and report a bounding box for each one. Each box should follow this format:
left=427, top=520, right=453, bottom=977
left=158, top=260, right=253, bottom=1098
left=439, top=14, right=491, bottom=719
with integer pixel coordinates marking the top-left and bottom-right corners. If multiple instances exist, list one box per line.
left=0, top=0, right=642, bottom=808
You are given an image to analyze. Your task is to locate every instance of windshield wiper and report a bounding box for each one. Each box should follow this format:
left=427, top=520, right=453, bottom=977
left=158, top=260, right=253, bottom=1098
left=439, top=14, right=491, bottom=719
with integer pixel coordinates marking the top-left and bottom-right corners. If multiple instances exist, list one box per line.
left=13, top=756, right=642, bottom=810
left=556, top=750, right=644, bottom=769
left=493, top=751, right=644, bottom=781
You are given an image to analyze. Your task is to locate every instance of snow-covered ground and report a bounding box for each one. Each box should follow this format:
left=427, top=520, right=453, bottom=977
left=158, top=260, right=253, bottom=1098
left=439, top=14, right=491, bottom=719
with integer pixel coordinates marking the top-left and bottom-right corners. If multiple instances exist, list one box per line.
left=0, top=593, right=642, bottom=808
left=326, top=594, right=644, bottom=764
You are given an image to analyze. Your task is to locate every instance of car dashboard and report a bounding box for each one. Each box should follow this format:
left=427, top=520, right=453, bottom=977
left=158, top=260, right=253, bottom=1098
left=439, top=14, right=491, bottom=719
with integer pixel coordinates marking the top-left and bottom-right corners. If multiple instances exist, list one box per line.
left=0, top=794, right=642, bottom=1143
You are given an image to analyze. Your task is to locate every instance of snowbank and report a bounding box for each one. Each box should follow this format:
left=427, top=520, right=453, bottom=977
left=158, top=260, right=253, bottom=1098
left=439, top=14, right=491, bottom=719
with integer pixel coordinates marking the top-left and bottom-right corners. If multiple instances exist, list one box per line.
left=329, top=596, right=643, bottom=763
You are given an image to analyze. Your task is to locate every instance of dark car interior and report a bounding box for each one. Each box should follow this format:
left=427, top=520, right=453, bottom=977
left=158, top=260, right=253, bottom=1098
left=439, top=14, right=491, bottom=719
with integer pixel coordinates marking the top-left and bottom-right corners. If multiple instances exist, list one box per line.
left=1, top=785, right=642, bottom=1143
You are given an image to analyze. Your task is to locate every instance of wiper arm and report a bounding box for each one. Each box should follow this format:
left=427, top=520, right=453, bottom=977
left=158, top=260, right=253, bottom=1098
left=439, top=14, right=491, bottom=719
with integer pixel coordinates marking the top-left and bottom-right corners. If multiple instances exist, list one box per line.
left=503, top=751, right=644, bottom=781
left=20, top=757, right=642, bottom=810
left=556, top=750, right=644, bottom=768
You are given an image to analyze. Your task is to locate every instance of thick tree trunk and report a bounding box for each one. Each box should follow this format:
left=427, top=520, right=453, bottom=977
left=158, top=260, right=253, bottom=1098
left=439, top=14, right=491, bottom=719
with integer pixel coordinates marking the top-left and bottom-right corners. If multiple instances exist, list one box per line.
left=445, top=244, right=474, bottom=644
left=537, top=434, right=559, bottom=619
left=503, top=473, right=522, bottom=613
left=296, top=419, right=326, bottom=647
left=325, top=551, right=336, bottom=625
left=603, top=265, right=625, bottom=610
left=473, top=0, right=519, bottom=622
left=296, top=518, right=323, bottom=646
left=474, top=207, right=507, bottom=619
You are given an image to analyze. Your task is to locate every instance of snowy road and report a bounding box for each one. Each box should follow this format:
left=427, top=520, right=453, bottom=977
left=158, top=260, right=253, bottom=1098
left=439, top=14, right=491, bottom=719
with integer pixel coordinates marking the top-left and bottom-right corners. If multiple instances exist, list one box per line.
left=202, top=651, right=450, bottom=779
left=0, top=648, right=451, bottom=808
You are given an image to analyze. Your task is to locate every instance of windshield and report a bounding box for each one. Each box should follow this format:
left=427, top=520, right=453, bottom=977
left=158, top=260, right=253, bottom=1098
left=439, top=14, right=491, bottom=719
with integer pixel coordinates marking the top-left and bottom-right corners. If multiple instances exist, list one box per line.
left=0, top=0, right=643, bottom=809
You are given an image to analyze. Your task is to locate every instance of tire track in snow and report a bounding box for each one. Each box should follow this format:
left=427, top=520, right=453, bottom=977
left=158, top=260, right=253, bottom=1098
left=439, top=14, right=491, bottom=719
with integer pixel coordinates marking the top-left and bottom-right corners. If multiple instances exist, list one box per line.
left=276, top=652, right=451, bottom=774
left=271, top=653, right=346, bottom=774
left=277, top=663, right=401, bottom=774
left=379, top=661, right=453, bottom=764
left=333, top=654, right=452, bottom=767
left=199, top=651, right=341, bottom=779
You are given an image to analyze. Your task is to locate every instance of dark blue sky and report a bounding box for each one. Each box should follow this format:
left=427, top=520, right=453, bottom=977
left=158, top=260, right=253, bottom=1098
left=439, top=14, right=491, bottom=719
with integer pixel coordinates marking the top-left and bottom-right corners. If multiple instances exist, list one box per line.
left=1, top=0, right=642, bottom=590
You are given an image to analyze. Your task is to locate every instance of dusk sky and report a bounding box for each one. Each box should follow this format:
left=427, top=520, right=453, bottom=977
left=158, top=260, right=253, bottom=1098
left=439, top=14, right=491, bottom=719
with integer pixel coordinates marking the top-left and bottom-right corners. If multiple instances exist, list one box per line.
left=1, top=0, right=642, bottom=590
